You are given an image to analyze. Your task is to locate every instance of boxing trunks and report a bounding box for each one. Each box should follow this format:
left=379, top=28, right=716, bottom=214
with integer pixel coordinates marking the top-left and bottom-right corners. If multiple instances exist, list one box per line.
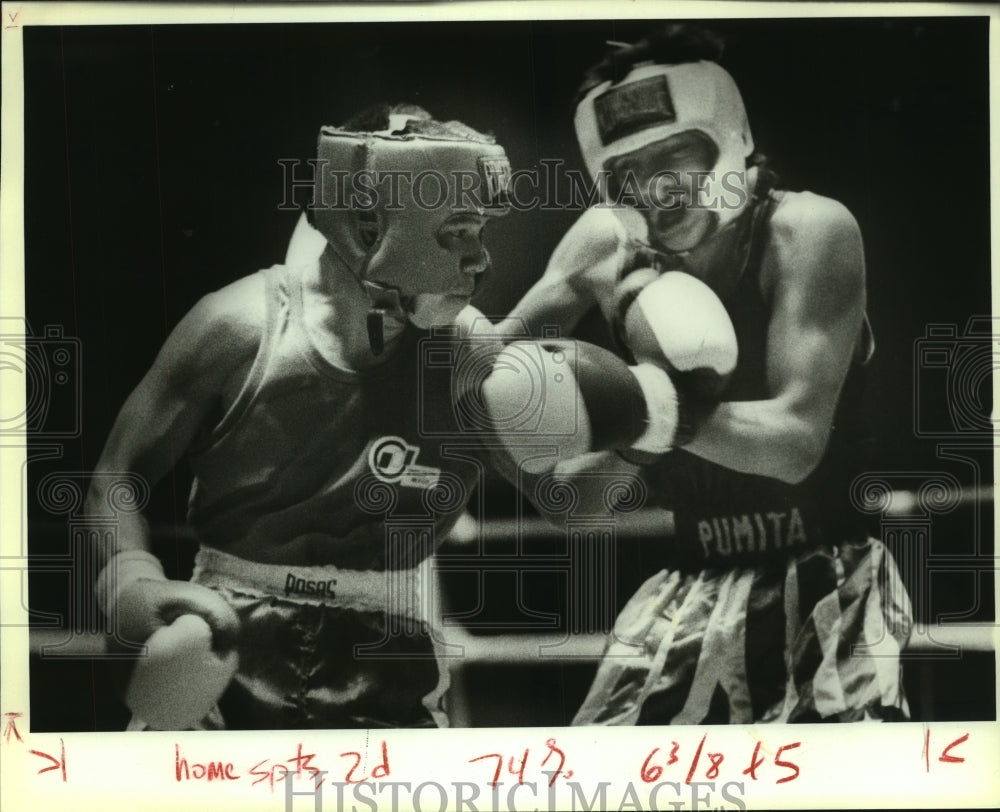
left=177, top=547, right=447, bottom=729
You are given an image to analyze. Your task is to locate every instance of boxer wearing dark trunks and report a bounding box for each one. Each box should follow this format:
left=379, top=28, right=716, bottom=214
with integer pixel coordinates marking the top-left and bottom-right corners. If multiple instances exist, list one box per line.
left=88, top=106, right=511, bottom=729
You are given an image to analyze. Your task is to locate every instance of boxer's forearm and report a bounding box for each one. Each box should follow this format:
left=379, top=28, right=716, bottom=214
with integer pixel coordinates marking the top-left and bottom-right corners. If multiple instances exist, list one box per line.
left=499, top=274, right=594, bottom=339
left=502, top=205, right=630, bottom=340
left=84, top=297, right=240, bottom=568
left=683, top=399, right=826, bottom=484
left=84, top=478, right=156, bottom=569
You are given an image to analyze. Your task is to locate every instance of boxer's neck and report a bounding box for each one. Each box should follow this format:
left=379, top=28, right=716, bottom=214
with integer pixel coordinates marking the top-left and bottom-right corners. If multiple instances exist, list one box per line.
left=302, top=249, right=407, bottom=371
left=681, top=166, right=760, bottom=298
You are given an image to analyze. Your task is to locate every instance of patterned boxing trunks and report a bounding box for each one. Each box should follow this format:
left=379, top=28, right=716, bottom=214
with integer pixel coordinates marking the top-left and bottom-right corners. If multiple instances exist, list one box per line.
left=573, top=539, right=912, bottom=725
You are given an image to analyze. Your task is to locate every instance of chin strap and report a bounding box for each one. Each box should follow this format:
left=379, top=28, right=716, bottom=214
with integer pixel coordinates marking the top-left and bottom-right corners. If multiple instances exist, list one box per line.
left=366, top=308, right=387, bottom=356
left=360, top=281, right=407, bottom=356
left=628, top=239, right=690, bottom=274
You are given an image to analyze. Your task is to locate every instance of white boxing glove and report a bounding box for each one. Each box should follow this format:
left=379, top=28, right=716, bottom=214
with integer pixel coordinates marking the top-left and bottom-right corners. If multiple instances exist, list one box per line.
left=96, top=550, right=240, bottom=729
left=620, top=270, right=738, bottom=400
left=125, top=614, right=238, bottom=730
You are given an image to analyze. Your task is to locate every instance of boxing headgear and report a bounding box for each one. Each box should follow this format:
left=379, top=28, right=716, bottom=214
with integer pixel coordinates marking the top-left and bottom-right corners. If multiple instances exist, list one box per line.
left=312, top=120, right=511, bottom=351
left=574, top=60, right=754, bottom=244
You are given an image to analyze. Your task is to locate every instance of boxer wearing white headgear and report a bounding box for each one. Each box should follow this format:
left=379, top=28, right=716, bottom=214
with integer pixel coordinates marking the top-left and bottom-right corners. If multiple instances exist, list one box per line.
left=499, top=25, right=909, bottom=727
left=574, top=59, right=755, bottom=253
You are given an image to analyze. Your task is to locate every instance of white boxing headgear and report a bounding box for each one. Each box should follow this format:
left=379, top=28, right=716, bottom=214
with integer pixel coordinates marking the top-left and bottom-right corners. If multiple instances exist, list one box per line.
left=574, top=61, right=754, bottom=239
left=312, top=120, right=511, bottom=330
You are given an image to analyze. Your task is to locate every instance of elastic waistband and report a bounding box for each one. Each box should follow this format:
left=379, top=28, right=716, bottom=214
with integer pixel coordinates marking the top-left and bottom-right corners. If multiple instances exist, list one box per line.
left=192, top=546, right=425, bottom=620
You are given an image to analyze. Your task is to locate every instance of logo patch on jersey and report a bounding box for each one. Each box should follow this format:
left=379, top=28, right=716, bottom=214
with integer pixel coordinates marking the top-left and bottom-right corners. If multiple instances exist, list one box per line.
left=368, top=435, right=440, bottom=489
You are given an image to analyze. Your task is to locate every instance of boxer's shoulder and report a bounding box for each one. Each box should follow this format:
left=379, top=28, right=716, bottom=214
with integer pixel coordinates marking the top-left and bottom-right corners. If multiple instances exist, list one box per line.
left=760, top=191, right=864, bottom=295
left=163, top=273, right=267, bottom=394
left=768, top=190, right=860, bottom=239
left=189, top=273, right=267, bottom=350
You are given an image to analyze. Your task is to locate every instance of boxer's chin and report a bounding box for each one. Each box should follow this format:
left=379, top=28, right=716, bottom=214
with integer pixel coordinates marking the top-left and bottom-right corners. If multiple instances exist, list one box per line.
left=650, top=209, right=715, bottom=254
left=409, top=293, right=471, bottom=330
left=377, top=309, right=409, bottom=344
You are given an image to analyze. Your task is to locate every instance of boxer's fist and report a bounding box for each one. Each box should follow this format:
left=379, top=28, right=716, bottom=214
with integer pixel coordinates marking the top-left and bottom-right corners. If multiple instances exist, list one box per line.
left=619, top=270, right=737, bottom=400
left=112, top=578, right=240, bottom=655
left=110, top=577, right=240, bottom=730
left=125, top=614, right=239, bottom=730
left=478, top=339, right=667, bottom=471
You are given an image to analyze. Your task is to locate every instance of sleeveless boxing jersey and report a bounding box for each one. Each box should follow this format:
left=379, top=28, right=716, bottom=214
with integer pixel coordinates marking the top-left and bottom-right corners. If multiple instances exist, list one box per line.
left=186, top=263, right=480, bottom=571
left=634, top=180, right=876, bottom=570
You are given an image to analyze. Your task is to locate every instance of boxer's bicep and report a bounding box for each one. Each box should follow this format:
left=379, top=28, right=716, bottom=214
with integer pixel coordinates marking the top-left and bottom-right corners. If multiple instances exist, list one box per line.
left=101, top=299, right=230, bottom=471
left=765, top=197, right=866, bottom=442
left=685, top=197, right=865, bottom=483
left=88, top=291, right=259, bottom=557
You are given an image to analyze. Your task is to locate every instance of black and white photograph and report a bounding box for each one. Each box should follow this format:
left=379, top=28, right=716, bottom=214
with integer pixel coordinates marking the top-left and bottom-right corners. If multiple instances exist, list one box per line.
left=2, top=2, right=997, bottom=810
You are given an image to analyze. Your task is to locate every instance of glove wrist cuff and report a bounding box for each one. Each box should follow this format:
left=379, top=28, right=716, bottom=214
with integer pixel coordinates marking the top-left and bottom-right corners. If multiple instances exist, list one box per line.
left=95, top=550, right=166, bottom=618
left=628, top=363, right=679, bottom=453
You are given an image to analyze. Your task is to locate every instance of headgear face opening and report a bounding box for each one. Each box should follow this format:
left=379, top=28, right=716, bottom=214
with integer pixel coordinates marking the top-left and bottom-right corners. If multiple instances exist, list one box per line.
left=574, top=61, right=754, bottom=248
left=312, top=123, right=511, bottom=345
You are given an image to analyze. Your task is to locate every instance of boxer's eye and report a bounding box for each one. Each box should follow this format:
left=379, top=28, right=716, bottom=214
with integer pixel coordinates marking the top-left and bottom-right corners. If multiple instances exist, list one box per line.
left=358, top=210, right=379, bottom=248
left=651, top=174, right=685, bottom=202
left=437, top=216, right=487, bottom=249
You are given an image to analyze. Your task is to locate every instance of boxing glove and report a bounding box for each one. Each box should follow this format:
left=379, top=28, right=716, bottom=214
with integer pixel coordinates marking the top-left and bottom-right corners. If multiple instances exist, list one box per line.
left=478, top=338, right=681, bottom=472
left=617, top=270, right=738, bottom=401
left=125, top=614, right=238, bottom=730
left=96, top=550, right=240, bottom=729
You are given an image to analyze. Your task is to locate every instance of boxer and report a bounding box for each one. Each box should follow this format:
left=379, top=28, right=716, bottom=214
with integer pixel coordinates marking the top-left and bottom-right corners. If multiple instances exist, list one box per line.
left=500, top=26, right=913, bottom=724
left=87, top=105, right=517, bottom=729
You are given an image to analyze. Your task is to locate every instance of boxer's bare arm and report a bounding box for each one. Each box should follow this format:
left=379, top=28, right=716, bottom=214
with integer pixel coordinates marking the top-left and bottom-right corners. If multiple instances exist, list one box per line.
left=495, top=206, right=629, bottom=338
left=85, top=275, right=265, bottom=569
left=684, top=194, right=866, bottom=484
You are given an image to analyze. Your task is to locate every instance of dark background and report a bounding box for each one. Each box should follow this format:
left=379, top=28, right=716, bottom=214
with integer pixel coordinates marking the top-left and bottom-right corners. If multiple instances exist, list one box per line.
left=21, top=16, right=994, bottom=729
